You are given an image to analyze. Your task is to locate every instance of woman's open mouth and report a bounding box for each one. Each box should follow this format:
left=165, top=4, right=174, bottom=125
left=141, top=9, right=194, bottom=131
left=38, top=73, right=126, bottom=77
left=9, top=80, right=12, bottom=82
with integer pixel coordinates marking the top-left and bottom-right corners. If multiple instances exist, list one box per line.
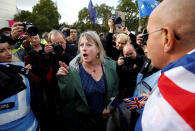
left=83, top=53, right=88, bottom=58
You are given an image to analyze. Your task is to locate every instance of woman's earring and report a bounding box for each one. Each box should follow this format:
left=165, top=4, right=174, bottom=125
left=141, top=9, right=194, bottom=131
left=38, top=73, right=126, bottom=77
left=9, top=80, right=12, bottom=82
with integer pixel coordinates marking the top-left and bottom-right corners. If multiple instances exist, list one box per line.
left=97, top=53, right=100, bottom=58
left=164, top=47, right=168, bottom=52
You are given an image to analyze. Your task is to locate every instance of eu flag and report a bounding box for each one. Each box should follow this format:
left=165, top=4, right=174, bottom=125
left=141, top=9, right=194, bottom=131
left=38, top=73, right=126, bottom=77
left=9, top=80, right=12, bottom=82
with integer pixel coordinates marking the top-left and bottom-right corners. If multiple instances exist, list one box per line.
left=88, top=0, right=96, bottom=25
left=110, top=97, right=129, bottom=127
left=138, top=0, right=160, bottom=18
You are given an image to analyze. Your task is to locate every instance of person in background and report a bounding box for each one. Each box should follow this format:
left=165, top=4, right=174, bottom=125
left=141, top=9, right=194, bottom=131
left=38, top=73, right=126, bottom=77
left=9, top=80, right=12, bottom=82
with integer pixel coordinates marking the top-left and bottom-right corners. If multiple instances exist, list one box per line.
left=42, top=32, right=49, bottom=44
left=0, top=27, right=11, bottom=36
left=57, top=31, right=119, bottom=131
left=136, top=0, right=195, bottom=130
left=117, top=43, right=145, bottom=101
left=42, top=29, right=77, bottom=130
left=122, top=26, right=145, bottom=56
left=0, top=26, right=22, bottom=61
left=105, top=19, right=141, bottom=61
left=59, top=25, right=70, bottom=37
left=66, top=27, right=79, bottom=54
left=10, top=22, right=51, bottom=130
left=104, top=19, right=127, bottom=61
left=0, top=34, right=41, bottom=131
left=46, top=29, right=77, bottom=64
left=99, top=32, right=106, bottom=42
left=66, top=27, right=78, bottom=45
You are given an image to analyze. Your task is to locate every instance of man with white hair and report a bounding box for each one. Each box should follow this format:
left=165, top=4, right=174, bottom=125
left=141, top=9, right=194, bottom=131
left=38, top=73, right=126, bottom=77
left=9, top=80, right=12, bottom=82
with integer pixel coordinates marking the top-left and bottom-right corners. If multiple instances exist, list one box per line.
left=136, top=0, right=195, bottom=130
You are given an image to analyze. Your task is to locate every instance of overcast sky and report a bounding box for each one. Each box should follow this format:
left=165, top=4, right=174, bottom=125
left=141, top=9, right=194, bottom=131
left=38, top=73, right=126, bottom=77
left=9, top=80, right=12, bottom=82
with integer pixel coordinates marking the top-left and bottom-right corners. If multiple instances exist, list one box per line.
left=16, top=0, right=119, bottom=24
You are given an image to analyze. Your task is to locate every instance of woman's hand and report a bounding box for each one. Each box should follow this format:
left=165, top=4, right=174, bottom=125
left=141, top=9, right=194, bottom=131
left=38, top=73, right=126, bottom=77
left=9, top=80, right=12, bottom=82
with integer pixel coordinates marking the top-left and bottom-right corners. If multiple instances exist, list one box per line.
left=57, top=61, right=69, bottom=76
left=102, top=108, right=110, bottom=117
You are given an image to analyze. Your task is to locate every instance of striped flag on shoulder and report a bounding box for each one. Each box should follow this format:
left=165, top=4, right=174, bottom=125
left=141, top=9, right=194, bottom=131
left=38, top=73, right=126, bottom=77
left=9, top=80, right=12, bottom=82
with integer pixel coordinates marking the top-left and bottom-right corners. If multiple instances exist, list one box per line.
left=138, top=49, right=195, bottom=131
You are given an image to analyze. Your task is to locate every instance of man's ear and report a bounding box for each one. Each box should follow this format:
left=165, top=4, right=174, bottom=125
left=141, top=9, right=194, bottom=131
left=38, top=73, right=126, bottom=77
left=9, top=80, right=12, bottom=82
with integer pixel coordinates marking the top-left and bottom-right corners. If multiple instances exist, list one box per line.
left=162, top=27, right=175, bottom=53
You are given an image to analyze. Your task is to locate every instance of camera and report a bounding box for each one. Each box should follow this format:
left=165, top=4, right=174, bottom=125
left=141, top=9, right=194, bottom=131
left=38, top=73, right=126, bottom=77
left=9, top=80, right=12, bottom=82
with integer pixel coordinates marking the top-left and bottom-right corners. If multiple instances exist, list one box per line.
left=51, top=43, right=64, bottom=56
left=112, top=17, right=123, bottom=33
left=112, top=17, right=122, bottom=24
left=20, top=22, right=38, bottom=36
left=61, top=26, right=70, bottom=36
left=123, top=55, right=136, bottom=68
left=65, top=29, right=70, bottom=36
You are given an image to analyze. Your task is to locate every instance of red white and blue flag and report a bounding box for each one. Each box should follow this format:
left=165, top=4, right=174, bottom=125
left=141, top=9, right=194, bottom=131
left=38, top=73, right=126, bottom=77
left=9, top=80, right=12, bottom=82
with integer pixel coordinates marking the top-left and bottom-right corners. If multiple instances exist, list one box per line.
left=136, top=49, right=195, bottom=131
left=123, top=96, right=148, bottom=110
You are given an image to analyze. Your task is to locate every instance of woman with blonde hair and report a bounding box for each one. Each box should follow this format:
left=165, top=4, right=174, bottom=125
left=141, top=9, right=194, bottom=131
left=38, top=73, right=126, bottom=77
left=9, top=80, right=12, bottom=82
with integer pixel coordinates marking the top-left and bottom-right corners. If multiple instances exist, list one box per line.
left=57, top=31, right=119, bottom=131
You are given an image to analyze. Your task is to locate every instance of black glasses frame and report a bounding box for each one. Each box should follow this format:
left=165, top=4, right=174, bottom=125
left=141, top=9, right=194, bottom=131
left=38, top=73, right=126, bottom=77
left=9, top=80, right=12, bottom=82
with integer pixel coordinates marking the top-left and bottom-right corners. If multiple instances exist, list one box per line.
left=142, top=28, right=180, bottom=45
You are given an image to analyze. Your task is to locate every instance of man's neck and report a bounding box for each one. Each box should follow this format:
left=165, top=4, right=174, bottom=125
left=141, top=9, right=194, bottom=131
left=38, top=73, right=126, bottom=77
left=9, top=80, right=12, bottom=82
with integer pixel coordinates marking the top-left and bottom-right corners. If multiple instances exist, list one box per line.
left=32, top=43, right=41, bottom=51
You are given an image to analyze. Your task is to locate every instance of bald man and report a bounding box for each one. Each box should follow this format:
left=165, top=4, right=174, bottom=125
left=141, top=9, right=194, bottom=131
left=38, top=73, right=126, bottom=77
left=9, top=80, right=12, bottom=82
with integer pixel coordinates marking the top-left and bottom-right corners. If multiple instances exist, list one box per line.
left=123, top=44, right=137, bottom=59
left=136, top=0, right=195, bottom=130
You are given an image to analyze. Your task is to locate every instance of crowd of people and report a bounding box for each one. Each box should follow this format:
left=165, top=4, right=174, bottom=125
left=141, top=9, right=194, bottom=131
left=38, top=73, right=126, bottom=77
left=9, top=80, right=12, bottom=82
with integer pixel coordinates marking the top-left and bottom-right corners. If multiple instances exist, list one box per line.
left=0, top=0, right=195, bottom=130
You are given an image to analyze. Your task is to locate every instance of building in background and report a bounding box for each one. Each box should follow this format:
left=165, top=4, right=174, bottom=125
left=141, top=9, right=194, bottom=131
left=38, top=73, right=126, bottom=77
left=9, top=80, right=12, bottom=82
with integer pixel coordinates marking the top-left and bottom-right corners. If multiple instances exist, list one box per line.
left=0, top=0, right=57, bottom=28
left=0, top=0, right=18, bottom=28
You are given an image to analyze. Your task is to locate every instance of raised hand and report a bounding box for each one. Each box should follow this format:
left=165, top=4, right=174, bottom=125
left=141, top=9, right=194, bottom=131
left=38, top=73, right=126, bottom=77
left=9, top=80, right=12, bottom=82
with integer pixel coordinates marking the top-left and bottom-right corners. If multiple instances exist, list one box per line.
left=44, top=44, right=54, bottom=54
left=117, top=56, right=125, bottom=66
left=11, top=22, right=24, bottom=40
left=57, top=61, right=69, bottom=76
left=136, top=34, right=144, bottom=46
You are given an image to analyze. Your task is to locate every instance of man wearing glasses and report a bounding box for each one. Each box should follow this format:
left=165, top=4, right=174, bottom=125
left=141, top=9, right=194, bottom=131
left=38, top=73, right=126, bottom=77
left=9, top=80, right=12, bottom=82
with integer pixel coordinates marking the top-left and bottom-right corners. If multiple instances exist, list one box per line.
left=136, top=0, right=195, bottom=130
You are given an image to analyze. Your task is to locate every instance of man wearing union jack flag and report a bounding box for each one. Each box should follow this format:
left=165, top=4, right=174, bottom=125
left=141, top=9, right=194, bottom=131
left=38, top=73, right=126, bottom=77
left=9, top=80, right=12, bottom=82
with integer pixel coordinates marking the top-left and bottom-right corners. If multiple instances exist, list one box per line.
left=136, top=0, right=195, bottom=130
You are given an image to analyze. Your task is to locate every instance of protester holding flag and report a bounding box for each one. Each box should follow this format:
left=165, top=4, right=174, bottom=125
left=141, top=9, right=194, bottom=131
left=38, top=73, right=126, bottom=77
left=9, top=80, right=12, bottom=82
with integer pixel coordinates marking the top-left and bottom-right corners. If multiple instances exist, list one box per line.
left=57, top=31, right=118, bottom=131
left=136, top=0, right=195, bottom=130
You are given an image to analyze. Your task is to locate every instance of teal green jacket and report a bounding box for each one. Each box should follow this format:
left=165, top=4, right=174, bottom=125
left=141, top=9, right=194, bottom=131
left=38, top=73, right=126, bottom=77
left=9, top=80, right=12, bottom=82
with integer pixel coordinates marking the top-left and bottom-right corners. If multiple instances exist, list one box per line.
left=57, top=55, right=119, bottom=131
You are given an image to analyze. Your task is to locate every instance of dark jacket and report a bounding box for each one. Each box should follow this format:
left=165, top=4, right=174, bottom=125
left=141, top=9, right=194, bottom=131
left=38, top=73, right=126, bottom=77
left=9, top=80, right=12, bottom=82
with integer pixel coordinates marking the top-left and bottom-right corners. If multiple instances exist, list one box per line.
left=105, top=33, right=122, bottom=61
left=117, top=54, right=146, bottom=100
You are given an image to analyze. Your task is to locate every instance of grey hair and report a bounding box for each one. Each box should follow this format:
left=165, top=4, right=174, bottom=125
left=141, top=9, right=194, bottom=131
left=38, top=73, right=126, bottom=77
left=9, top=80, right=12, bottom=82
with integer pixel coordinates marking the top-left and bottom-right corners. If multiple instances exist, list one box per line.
left=78, top=30, right=105, bottom=63
left=48, top=29, right=66, bottom=43
left=42, top=32, right=48, bottom=39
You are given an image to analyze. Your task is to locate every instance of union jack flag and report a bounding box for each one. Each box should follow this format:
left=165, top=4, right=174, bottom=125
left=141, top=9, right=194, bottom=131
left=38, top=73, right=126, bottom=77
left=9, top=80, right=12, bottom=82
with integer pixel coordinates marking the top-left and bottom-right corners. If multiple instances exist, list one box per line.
left=123, top=96, right=148, bottom=110
left=137, top=49, right=195, bottom=131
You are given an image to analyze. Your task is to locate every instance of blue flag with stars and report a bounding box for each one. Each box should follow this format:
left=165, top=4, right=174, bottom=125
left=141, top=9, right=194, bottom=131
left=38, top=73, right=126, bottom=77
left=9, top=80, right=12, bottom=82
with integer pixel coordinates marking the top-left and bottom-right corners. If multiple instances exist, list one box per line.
left=138, top=0, right=160, bottom=18
left=88, top=0, right=96, bottom=25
